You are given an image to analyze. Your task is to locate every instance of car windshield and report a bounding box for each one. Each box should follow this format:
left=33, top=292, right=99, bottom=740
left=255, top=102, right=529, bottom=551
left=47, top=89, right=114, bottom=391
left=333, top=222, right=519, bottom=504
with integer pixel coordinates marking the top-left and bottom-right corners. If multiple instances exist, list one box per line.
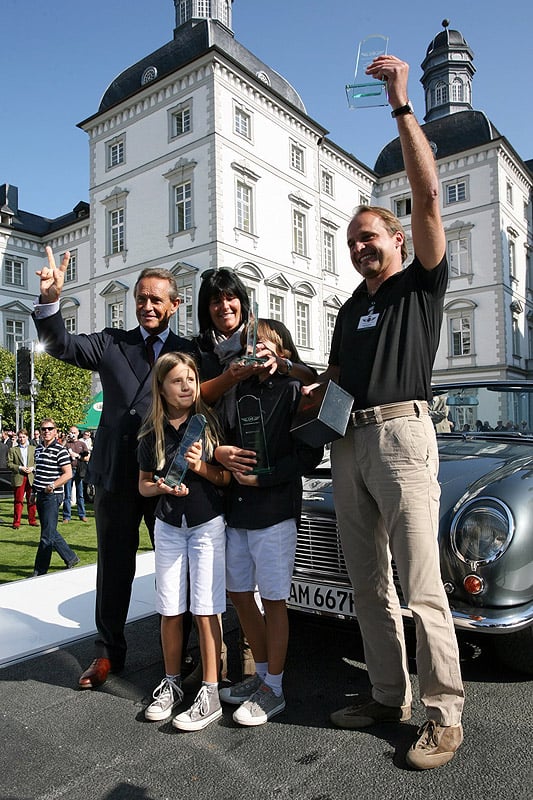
left=432, top=384, right=533, bottom=436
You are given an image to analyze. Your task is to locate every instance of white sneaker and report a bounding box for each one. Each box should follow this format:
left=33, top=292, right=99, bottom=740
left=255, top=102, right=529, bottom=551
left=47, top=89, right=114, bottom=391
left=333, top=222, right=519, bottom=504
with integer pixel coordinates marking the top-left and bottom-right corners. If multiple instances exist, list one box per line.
left=219, top=673, right=263, bottom=705
left=144, top=677, right=183, bottom=722
left=172, top=685, right=222, bottom=731
left=233, top=682, right=285, bottom=727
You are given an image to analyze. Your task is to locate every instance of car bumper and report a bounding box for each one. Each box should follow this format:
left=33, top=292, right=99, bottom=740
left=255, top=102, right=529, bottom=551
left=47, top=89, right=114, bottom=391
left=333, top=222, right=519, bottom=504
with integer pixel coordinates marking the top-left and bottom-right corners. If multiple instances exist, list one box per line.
left=288, top=577, right=533, bottom=634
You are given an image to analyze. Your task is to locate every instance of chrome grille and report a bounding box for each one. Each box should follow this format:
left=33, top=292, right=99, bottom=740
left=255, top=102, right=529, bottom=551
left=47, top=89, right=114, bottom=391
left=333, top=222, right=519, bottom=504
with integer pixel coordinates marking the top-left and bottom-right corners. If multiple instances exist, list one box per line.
left=295, top=512, right=405, bottom=603
left=295, top=513, right=350, bottom=585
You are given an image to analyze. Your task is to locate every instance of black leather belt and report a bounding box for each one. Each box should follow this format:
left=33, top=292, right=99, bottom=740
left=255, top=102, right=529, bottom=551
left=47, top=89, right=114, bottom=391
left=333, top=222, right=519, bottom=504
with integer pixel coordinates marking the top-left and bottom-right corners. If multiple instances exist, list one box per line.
left=350, top=400, right=428, bottom=427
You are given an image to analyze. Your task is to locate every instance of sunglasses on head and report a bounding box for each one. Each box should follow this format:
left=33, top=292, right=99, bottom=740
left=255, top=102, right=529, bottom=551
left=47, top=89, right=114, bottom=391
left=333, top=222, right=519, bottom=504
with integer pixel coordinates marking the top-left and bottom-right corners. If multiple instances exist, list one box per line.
left=40, top=426, right=55, bottom=432
left=201, top=269, right=217, bottom=281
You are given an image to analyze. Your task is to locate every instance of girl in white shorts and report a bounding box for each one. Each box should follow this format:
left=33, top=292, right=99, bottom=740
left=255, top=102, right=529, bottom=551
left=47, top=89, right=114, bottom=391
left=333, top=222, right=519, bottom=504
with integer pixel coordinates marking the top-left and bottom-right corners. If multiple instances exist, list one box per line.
left=138, top=352, right=230, bottom=731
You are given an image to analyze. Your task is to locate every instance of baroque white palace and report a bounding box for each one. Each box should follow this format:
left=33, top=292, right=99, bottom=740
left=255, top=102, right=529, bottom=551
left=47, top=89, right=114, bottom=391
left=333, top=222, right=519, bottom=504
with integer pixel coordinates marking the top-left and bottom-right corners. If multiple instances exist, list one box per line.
left=1, top=3, right=532, bottom=384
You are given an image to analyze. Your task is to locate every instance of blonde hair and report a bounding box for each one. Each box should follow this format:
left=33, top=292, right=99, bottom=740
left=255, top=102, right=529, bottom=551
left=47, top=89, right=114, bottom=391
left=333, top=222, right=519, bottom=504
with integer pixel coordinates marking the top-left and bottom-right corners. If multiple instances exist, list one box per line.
left=138, top=352, right=222, bottom=471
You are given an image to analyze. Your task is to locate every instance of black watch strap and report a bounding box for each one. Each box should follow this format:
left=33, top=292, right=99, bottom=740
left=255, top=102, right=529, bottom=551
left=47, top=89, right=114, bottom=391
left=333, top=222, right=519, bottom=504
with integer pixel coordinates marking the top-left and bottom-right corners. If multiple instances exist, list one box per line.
left=391, top=102, right=414, bottom=118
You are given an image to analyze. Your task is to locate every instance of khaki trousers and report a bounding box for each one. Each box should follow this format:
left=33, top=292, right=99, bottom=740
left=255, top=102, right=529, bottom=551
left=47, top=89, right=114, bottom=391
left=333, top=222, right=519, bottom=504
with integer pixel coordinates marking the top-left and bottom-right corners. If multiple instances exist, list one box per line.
left=331, top=408, right=464, bottom=725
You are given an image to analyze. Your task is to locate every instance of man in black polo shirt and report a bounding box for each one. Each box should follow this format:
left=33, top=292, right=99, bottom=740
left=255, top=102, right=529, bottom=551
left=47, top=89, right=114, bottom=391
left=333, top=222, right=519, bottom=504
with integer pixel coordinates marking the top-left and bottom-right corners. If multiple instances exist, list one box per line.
left=32, top=418, right=79, bottom=576
left=306, top=55, right=464, bottom=770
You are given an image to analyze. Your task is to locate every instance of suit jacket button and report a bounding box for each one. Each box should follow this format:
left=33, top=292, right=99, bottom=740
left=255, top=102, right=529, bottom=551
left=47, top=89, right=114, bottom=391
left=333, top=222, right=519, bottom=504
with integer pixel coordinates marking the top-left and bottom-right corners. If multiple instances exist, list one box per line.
left=130, top=409, right=136, bottom=415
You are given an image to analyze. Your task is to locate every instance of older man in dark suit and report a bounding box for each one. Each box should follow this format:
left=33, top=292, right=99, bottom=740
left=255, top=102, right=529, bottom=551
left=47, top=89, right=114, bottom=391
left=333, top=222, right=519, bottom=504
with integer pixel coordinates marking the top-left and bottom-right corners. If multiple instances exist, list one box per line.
left=33, top=246, right=195, bottom=688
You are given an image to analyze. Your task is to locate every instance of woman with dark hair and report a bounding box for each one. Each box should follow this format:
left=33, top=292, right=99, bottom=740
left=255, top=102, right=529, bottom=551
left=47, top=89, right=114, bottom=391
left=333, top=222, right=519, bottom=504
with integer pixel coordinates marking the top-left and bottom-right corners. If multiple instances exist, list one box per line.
left=197, top=268, right=315, bottom=405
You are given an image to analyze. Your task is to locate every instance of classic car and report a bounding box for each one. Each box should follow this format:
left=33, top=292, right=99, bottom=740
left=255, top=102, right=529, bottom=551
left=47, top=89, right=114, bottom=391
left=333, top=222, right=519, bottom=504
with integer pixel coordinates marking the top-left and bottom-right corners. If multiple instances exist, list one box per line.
left=288, top=382, right=533, bottom=674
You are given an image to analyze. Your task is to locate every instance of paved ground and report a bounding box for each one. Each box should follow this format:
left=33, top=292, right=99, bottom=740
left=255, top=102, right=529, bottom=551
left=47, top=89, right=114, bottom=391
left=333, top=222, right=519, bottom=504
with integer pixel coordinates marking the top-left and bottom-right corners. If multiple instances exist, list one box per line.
left=1, top=606, right=532, bottom=800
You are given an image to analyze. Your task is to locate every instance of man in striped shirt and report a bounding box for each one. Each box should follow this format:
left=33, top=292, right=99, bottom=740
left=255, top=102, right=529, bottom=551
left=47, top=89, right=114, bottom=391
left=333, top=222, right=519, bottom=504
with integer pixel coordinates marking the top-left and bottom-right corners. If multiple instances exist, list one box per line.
left=32, top=418, right=79, bottom=576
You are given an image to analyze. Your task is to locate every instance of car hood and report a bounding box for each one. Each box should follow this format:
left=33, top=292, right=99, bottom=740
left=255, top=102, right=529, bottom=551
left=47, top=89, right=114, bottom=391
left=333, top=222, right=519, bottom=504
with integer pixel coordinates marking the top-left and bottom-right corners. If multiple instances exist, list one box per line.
left=438, top=437, right=533, bottom=508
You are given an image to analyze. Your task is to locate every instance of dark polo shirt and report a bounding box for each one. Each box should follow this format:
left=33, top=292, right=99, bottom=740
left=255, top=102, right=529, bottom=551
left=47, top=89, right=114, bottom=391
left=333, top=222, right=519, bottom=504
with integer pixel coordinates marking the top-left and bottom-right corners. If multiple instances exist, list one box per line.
left=329, top=255, right=448, bottom=408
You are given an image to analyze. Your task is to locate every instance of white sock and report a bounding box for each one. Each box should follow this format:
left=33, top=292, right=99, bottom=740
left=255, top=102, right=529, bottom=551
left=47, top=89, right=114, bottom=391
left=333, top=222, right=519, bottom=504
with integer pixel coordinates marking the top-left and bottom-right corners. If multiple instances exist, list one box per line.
left=255, top=661, right=268, bottom=680
left=264, top=671, right=283, bottom=697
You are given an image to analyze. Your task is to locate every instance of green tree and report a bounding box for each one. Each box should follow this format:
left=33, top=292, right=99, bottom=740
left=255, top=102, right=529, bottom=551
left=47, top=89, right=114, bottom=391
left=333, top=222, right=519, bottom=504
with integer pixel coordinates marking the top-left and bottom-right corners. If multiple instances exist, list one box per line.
left=0, top=348, right=15, bottom=430
left=34, top=353, right=92, bottom=431
left=0, top=347, right=92, bottom=432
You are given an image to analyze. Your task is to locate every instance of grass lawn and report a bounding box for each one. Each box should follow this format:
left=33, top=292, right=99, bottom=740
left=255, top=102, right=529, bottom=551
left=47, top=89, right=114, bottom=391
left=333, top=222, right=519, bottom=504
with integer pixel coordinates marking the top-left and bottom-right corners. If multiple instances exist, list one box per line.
left=0, top=493, right=153, bottom=584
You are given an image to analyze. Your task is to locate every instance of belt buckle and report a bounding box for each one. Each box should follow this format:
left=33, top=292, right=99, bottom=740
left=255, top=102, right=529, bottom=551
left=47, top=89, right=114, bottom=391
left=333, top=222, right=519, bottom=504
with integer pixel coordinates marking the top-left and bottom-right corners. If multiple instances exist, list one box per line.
left=353, top=408, right=376, bottom=426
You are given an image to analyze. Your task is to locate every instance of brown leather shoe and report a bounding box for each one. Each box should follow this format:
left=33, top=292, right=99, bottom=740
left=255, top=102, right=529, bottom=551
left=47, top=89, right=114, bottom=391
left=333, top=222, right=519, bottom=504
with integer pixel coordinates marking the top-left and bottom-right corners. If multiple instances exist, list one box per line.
left=406, top=720, right=463, bottom=769
left=78, top=658, right=112, bottom=689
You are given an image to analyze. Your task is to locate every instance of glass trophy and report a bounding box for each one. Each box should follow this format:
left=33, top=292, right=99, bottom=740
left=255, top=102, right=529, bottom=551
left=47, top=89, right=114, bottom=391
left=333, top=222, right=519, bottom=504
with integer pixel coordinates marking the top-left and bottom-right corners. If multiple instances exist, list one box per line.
left=237, top=394, right=271, bottom=475
left=241, top=302, right=268, bottom=366
left=162, top=413, right=207, bottom=488
left=345, top=34, right=389, bottom=109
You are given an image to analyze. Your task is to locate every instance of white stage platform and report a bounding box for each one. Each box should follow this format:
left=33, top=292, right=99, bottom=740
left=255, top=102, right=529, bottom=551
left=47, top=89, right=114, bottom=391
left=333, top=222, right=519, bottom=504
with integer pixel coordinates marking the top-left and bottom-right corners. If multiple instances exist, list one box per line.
left=0, top=552, right=156, bottom=668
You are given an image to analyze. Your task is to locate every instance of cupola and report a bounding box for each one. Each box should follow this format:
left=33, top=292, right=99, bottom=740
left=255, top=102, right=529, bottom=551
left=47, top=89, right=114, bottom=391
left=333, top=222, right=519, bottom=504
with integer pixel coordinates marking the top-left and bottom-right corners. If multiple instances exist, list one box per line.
left=420, top=19, right=475, bottom=123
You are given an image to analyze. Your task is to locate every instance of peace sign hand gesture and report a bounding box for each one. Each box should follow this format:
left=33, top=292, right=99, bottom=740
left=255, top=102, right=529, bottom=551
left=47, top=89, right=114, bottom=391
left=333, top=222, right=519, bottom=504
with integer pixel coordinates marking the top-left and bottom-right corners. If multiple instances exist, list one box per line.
left=36, top=245, right=70, bottom=303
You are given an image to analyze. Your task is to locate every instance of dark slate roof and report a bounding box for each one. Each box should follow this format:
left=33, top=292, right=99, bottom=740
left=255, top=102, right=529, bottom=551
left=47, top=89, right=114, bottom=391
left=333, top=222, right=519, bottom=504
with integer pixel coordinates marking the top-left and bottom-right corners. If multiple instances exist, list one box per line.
left=94, top=19, right=306, bottom=119
left=425, top=26, right=471, bottom=57
left=9, top=204, right=90, bottom=237
left=374, top=110, right=500, bottom=176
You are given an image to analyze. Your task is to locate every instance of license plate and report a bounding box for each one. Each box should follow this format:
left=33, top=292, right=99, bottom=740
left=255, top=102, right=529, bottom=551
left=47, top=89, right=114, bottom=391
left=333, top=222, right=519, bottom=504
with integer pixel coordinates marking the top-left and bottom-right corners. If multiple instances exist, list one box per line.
left=288, top=579, right=356, bottom=618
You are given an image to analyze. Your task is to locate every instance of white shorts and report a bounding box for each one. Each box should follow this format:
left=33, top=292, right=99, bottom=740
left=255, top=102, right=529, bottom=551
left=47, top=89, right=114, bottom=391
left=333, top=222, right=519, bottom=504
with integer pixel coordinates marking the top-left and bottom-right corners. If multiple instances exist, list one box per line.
left=154, top=515, right=226, bottom=616
left=225, top=519, right=297, bottom=601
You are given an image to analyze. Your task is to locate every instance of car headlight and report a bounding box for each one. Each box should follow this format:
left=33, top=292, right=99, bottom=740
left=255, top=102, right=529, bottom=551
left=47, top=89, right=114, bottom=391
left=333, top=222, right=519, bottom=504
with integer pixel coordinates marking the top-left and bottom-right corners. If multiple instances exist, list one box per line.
left=450, top=497, right=514, bottom=567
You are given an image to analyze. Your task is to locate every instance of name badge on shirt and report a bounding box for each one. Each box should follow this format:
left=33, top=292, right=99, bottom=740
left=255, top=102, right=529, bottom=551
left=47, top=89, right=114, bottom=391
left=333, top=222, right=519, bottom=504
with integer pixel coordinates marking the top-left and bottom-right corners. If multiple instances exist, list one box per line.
left=358, top=312, right=379, bottom=329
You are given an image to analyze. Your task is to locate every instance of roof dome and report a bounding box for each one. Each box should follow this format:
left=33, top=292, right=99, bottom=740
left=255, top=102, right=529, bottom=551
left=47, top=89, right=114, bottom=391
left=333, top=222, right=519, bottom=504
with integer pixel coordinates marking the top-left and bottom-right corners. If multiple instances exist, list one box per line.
left=425, top=19, right=470, bottom=56
left=374, top=110, right=500, bottom=176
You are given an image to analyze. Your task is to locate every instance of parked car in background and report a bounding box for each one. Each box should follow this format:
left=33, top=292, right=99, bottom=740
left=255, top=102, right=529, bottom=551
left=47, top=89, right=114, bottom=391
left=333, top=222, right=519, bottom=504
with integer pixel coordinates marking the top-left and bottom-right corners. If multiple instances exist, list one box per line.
left=289, top=382, right=533, bottom=674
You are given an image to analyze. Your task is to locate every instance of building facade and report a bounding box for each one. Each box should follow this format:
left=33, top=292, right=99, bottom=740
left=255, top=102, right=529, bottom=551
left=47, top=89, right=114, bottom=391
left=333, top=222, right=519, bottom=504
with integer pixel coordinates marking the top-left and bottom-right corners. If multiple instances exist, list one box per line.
left=1, top=9, right=532, bottom=386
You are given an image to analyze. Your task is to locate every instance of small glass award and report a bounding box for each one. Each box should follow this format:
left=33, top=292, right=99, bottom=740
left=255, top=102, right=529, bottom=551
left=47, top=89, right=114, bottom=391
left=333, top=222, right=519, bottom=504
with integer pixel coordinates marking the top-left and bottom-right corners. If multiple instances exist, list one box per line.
left=241, top=302, right=268, bottom=366
left=237, top=394, right=271, bottom=475
left=345, top=34, right=389, bottom=109
left=162, top=413, right=207, bottom=488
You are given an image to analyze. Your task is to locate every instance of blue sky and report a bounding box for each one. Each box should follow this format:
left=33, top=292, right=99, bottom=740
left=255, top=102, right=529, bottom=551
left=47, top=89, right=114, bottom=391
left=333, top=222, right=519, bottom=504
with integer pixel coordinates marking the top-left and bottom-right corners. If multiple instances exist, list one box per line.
left=2, top=0, right=532, bottom=219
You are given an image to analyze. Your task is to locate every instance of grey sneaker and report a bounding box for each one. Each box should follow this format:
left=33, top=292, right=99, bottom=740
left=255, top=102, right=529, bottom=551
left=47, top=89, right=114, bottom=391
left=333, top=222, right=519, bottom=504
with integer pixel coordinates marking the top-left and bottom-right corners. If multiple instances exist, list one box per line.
left=144, top=677, right=184, bottom=722
left=219, top=673, right=263, bottom=705
left=330, top=695, right=411, bottom=729
left=406, top=720, right=463, bottom=770
left=172, top=685, right=222, bottom=731
left=232, top=682, right=285, bottom=726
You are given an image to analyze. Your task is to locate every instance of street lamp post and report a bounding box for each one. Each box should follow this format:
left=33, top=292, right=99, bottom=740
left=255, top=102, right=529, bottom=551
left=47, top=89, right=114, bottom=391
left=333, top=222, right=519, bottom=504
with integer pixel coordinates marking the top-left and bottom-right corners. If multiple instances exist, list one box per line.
left=29, top=376, right=40, bottom=436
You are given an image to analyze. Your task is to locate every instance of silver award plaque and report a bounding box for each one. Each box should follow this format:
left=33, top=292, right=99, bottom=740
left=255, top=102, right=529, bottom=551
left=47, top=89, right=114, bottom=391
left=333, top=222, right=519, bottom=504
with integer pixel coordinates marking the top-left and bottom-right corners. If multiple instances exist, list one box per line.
left=237, top=394, right=271, bottom=475
left=162, top=413, right=207, bottom=488
left=241, top=302, right=268, bottom=366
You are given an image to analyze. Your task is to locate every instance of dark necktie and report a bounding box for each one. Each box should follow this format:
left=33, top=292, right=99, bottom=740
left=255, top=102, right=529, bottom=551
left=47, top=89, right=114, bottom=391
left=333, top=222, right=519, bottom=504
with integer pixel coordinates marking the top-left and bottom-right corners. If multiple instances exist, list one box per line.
left=145, top=334, right=159, bottom=367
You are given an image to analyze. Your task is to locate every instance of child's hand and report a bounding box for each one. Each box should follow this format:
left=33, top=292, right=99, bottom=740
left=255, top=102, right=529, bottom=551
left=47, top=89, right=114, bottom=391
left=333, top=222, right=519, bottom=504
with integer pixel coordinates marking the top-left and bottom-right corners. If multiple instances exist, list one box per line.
left=185, top=440, right=203, bottom=472
left=156, top=476, right=189, bottom=496
left=233, top=470, right=259, bottom=487
left=170, top=481, right=189, bottom=496
left=215, top=445, right=257, bottom=474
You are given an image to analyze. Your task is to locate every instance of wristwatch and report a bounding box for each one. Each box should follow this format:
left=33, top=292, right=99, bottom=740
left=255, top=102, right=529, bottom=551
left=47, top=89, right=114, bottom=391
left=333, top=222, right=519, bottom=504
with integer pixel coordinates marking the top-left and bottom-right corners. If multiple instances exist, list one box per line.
left=391, top=101, right=414, bottom=118
left=282, top=358, right=293, bottom=374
